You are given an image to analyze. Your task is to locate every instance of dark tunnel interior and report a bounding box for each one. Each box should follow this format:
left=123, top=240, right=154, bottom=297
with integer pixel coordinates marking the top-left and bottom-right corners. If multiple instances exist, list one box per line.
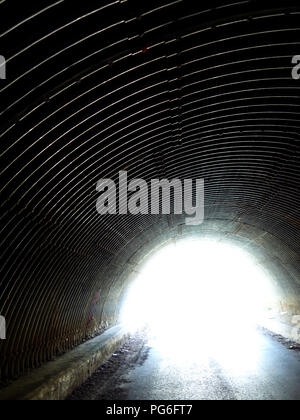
left=0, top=0, right=300, bottom=390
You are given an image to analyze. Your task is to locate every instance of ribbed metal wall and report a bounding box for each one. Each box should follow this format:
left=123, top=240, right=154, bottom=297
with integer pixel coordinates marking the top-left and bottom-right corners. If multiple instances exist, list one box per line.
left=0, top=0, right=300, bottom=381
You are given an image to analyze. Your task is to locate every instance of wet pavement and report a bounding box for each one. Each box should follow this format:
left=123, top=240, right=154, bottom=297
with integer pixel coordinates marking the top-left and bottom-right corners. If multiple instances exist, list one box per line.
left=67, top=327, right=300, bottom=401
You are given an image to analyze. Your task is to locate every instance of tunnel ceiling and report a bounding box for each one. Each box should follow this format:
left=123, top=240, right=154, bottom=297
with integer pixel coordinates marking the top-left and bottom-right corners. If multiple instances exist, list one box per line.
left=1, top=0, right=300, bottom=381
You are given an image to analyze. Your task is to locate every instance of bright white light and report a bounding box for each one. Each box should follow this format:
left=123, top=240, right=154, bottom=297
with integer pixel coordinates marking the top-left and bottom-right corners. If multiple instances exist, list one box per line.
left=121, top=238, right=277, bottom=368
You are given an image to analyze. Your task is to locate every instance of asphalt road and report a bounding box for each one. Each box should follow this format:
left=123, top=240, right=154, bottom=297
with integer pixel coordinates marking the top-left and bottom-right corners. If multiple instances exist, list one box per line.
left=68, top=327, right=300, bottom=400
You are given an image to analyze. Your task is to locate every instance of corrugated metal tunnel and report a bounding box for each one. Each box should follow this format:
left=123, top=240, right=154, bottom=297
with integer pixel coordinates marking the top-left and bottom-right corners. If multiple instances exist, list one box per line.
left=0, top=0, right=300, bottom=386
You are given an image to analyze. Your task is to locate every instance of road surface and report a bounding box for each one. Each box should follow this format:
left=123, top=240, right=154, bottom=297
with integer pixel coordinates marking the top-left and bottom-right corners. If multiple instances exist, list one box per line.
left=68, top=327, right=300, bottom=400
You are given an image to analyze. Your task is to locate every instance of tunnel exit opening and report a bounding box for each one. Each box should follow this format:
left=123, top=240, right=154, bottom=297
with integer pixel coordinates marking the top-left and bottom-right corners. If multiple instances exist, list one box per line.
left=121, top=238, right=279, bottom=367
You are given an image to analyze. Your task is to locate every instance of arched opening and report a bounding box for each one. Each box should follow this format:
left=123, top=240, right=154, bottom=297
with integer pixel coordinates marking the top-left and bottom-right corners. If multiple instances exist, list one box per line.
left=121, top=237, right=279, bottom=369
